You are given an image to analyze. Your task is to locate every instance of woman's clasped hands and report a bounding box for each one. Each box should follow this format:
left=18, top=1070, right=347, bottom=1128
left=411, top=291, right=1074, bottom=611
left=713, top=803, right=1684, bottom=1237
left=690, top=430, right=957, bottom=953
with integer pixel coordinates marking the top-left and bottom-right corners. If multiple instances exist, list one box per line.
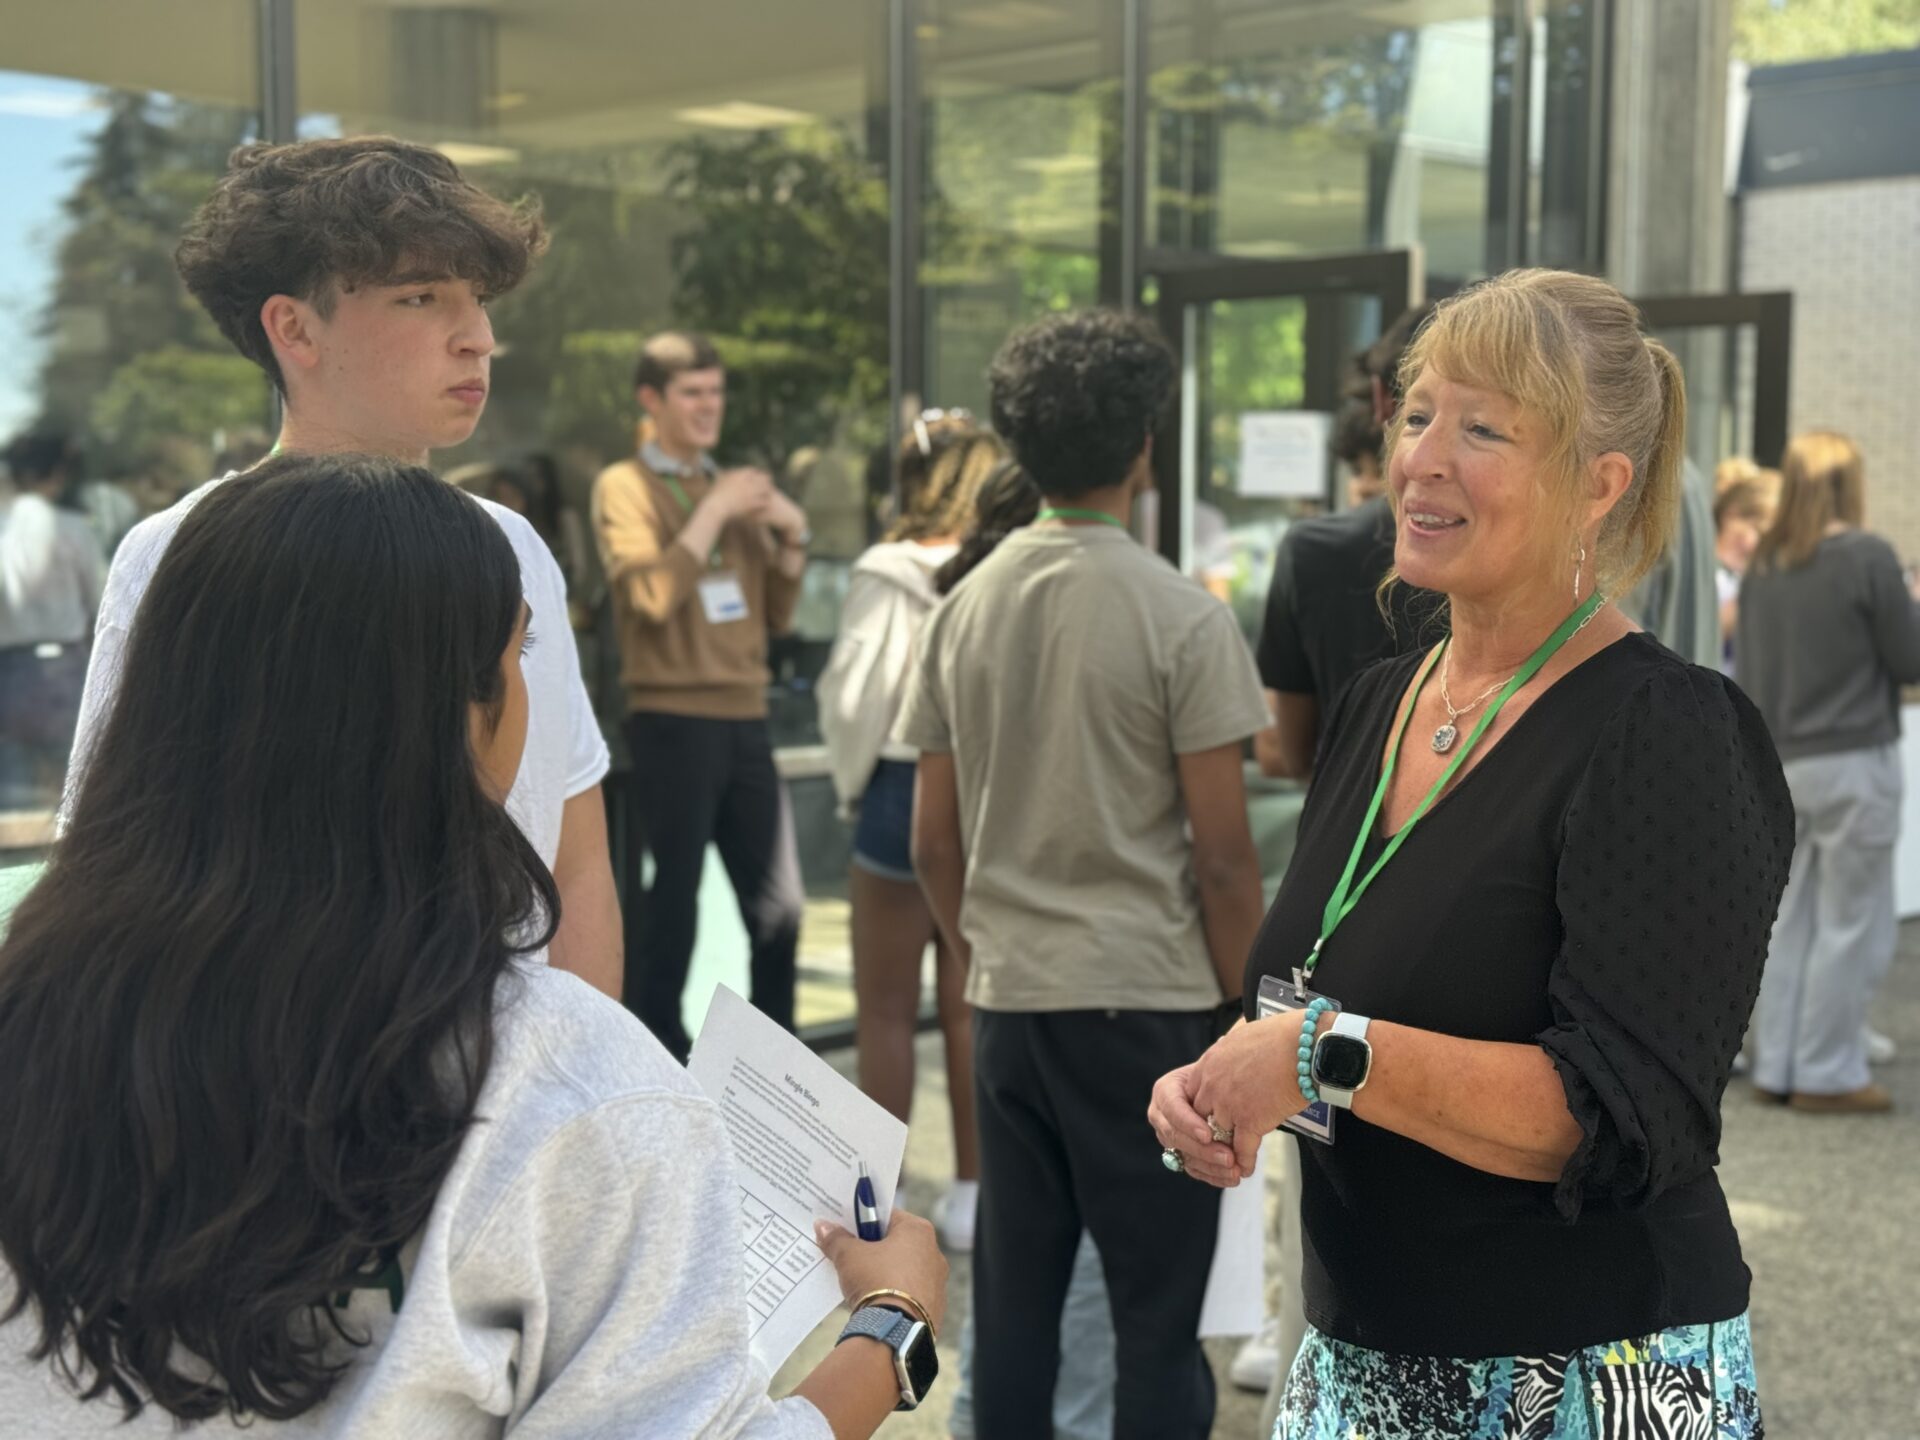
left=1147, top=1015, right=1313, bottom=1187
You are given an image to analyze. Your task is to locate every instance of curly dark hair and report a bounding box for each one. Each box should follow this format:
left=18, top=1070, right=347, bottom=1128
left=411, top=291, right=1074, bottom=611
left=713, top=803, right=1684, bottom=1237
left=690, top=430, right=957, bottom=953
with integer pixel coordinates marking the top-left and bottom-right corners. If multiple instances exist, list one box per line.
left=986, top=309, right=1174, bottom=500
left=0, top=454, right=556, bottom=1422
left=175, top=137, right=548, bottom=393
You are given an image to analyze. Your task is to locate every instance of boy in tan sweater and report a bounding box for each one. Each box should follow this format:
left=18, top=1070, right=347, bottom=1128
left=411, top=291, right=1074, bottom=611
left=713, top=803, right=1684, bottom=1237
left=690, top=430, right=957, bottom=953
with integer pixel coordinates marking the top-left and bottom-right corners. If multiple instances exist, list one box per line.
left=591, top=332, right=810, bottom=1060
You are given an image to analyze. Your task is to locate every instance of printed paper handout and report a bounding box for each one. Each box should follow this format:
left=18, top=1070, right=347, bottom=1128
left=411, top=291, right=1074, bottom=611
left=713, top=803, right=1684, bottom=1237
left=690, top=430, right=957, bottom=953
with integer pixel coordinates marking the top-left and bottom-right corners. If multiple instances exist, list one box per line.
left=688, top=985, right=910, bottom=1374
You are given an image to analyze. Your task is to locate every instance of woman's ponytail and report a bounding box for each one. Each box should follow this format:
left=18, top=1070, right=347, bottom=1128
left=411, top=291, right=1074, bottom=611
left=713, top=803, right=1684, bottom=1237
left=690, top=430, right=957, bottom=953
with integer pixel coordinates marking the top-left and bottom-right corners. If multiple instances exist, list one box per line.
left=1623, top=337, right=1689, bottom=587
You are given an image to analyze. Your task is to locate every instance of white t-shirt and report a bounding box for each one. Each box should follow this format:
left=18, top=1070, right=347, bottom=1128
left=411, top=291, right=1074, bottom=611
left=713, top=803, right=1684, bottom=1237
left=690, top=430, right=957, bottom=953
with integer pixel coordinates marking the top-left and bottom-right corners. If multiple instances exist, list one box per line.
left=0, top=492, right=106, bottom=649
left=814, top=539, right=956, bottom=811
left=0, top=964, right=832, bottom=1438
left=64, top=475, right=610, bottom=868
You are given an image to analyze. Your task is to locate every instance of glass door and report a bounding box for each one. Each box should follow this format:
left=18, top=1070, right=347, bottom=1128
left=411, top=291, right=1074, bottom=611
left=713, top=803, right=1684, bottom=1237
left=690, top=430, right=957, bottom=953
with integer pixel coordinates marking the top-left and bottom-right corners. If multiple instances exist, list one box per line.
left=1151, top=248, right=1422, bottom=650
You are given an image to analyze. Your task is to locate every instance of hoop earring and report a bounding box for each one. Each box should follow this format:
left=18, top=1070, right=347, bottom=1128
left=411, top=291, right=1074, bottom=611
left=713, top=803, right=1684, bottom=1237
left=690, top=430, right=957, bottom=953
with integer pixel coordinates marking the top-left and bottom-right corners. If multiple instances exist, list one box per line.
left=1573, top=544, right=1586, bottom=602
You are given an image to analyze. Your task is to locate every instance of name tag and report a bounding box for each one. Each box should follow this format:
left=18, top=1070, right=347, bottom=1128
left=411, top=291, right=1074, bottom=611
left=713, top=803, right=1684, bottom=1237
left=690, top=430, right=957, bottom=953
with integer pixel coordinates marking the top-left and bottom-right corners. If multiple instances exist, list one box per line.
left=1257, top=973, right=1341, bottom=1146
left=698, top=573, right=750, bottom=625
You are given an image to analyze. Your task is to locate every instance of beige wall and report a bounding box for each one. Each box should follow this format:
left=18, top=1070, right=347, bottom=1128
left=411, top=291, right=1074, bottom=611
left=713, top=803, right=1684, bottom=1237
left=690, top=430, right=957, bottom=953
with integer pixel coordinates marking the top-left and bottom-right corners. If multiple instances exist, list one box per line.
left=1740, top=175, right=1920, bottom=566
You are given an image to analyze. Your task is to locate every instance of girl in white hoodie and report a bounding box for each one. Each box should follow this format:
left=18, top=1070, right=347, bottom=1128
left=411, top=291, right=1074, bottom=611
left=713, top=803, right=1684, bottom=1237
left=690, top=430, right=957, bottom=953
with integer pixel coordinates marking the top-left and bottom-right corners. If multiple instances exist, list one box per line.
left=817, top=417, right=1005, bottom=1248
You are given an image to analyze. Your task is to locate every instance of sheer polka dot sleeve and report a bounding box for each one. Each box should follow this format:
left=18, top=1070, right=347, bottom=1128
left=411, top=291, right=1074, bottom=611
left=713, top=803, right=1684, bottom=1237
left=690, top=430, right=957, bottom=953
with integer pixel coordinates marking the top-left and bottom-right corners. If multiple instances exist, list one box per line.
left=1538, top=665, right=1794, bottom=1222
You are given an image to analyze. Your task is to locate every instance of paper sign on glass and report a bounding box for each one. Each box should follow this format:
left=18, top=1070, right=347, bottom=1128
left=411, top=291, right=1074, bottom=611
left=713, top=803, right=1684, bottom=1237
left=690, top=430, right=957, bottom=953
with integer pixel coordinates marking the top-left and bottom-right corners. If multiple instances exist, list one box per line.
left=1238, top=411, right=1333, bottom=500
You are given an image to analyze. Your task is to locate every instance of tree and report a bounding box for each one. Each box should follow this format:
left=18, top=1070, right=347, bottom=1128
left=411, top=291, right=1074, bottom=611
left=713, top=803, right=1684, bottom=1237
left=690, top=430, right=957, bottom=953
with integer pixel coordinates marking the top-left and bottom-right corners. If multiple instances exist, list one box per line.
left=1734, top=0, right=1920, bottom=64
left=88, top=346, right=266, bottom=486
left=33, top=91, right=269, bottom=472
left=658, top=126, right=892, bottom=473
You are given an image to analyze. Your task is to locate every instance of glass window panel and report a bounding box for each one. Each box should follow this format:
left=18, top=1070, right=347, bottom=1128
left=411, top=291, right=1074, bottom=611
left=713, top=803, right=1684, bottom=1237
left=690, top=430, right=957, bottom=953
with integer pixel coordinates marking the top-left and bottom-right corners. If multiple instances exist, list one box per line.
left=1179, top=289, right=1384, bottom=647
left=919, top=0, right=1111, bottom=415
left=1148, top=0, right=1497, bottom=287
left=0, top=3, right=266, bottom=866
left=297, top=0, right=888, bottom=1041
left=1194, top=294, right=1309, bottom=645
left=1529, top=0, right=1605, bottom=271
left=298, top=0, right=889, bottom=748
left=1652, top=323, right=1759, bottom=480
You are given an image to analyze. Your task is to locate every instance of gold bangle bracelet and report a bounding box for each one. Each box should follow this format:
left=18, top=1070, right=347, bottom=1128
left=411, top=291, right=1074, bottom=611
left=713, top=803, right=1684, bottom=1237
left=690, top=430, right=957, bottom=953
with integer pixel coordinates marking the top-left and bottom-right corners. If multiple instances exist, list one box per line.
left=849, top=1287, right=937, bottom=1342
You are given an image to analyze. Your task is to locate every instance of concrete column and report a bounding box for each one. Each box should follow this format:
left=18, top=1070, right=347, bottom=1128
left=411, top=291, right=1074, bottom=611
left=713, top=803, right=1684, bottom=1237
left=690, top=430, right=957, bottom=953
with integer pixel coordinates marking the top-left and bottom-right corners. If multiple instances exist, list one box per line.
left=1605, top=0, right=1732, bottom=295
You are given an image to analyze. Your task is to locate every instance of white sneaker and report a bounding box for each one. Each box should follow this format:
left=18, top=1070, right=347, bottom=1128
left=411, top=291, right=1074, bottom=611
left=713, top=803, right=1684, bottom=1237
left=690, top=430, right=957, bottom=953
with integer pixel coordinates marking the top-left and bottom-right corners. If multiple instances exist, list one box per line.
left=1229, top=1317, right=1282, bottom=1393
left=1868, top=1027, right=1898, bottom=1065
left=933, top=1182, right=977, bottom=1254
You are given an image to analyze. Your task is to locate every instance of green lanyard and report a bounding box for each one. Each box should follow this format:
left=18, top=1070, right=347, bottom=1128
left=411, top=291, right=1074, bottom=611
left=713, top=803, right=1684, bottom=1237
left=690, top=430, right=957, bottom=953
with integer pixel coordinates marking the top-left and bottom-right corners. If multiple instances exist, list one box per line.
left=1035, top=507, right=1127, bottom=530
left=655, top=466, right=723, bottom=570
left=1298, top=591, right=1606, bottom=990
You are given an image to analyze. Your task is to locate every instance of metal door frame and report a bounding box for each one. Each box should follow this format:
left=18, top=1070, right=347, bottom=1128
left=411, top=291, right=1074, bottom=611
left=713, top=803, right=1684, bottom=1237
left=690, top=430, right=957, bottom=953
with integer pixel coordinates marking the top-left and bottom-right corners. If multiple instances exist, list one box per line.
left=1631, top=291, right=1793, bottom=467
left=1150, top=249, right=1424, bottom=568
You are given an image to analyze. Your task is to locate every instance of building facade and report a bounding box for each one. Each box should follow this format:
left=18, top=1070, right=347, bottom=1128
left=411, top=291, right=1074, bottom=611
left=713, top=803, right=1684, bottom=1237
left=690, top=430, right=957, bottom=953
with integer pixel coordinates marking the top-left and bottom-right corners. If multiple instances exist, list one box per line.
left=1, top=0, right=1740, bottom=1039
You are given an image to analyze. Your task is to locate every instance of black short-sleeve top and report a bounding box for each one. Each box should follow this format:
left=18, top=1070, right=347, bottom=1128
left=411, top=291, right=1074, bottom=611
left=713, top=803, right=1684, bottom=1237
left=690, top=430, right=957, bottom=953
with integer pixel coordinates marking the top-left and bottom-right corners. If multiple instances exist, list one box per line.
left=1243, top=632, right=1793, bottom=1358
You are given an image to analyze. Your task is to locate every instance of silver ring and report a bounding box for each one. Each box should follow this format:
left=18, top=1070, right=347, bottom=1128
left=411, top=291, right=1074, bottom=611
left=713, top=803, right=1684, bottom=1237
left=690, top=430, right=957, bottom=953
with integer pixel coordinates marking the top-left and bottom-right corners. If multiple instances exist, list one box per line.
left=1207, top=1114, right=1234, bottom=1145
left=1161, top=1147, right=1186, bottom=1174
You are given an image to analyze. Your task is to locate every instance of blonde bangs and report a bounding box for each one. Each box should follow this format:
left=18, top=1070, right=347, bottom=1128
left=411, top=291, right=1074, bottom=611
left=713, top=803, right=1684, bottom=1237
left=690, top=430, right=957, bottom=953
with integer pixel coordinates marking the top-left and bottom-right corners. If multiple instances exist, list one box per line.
left=1390, top=283, right=1584, bottom=484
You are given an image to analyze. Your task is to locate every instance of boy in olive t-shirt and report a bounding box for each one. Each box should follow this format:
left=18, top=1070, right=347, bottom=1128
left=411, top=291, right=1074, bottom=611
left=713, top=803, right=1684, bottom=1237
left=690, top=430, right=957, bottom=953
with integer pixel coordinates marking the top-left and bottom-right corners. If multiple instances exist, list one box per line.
left=896, top=310, right=1268, bottom=1439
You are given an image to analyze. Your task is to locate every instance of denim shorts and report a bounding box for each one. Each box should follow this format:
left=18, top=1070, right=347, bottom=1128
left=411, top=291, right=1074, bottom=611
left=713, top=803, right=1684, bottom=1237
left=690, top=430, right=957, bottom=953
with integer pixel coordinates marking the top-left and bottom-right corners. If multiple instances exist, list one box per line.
left=851, top=758, right=917, bottom=882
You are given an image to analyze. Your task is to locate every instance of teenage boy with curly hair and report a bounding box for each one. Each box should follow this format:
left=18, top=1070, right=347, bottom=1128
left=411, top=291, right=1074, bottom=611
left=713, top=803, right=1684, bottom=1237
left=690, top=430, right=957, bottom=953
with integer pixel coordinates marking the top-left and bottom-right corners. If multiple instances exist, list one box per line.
left=897, top=309, right=1268, bottom=1437
left=67, top=136, right=621, bottom=998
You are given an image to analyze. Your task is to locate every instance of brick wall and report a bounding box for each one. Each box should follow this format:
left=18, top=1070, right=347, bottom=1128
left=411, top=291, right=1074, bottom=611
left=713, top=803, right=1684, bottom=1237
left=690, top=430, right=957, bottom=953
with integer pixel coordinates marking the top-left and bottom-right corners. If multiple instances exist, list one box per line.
left=1739, top=175, right=1920, bottom=564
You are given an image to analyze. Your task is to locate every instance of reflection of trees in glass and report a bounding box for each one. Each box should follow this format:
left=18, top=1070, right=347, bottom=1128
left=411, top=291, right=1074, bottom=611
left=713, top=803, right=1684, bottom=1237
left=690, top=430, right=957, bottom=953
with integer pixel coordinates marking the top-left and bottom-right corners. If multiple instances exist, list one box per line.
left=1152, top=31, right=1420, bottom=250
left=918, top=76, right=1106, bottom=414
left=32, top=92, right=267, bottom=486
left=1209, top=298, right=1306, bottom=415
left=660, top=127, right=891, bottom=472
left=926, top=80, right=1109, bottom=274
left=1205, top=297, right=1307, bottom=498
left=501, top=126, right=894, bottom=477
left=90, top=347, right=268, bottom=474
left=1734, top=0, right=1920, bottom=64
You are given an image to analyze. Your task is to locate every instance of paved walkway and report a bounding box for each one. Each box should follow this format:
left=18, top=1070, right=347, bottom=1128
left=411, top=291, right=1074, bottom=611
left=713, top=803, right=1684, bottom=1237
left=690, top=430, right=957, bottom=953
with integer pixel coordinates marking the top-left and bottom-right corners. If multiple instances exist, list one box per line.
left=776, top=930, right=1920, bottom=1438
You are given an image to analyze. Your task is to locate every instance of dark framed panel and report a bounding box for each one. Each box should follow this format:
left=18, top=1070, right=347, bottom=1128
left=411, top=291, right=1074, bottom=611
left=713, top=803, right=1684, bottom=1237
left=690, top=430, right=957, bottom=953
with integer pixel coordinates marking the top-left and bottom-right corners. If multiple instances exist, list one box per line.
left=1633, top=291, right=1793, bottom=467
left=1149, top=248, right=1420, bottom=565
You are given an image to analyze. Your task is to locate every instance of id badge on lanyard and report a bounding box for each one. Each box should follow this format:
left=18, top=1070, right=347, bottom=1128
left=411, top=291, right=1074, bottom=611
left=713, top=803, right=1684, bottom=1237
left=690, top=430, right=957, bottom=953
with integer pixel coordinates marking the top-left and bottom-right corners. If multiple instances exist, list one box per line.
left=1258, top=974, right=1341, bottom=1145
left=698, top=572, right=750, bottom=624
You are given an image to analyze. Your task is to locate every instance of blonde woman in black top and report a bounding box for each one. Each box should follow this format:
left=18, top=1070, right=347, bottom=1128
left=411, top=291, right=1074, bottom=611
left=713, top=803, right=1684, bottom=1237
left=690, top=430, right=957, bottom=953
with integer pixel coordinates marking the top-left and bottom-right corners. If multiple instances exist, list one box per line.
left=1148, top=270, right=1792, bottom=1438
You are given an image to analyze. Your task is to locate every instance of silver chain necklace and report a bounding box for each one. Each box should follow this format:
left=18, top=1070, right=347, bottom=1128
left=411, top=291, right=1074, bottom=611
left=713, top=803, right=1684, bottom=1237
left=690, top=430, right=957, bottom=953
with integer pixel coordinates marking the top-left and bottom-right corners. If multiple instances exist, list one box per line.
left=1432, top=651, right=1511, bottom=754
left=1431, top=601, right=1608, bottom=754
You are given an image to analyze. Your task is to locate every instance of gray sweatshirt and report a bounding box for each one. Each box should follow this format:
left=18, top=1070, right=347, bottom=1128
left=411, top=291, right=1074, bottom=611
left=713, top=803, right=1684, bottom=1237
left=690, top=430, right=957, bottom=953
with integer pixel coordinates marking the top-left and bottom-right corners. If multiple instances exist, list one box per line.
left=1736, top=529, right=1920, bottom=762
left=0, top=965, right=833, bottom=1438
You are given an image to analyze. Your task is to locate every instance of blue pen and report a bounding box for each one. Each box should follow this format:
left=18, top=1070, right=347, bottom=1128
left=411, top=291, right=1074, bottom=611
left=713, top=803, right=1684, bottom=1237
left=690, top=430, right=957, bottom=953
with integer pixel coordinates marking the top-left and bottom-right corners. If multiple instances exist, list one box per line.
left=854, top=1161, right=883, bottom=1241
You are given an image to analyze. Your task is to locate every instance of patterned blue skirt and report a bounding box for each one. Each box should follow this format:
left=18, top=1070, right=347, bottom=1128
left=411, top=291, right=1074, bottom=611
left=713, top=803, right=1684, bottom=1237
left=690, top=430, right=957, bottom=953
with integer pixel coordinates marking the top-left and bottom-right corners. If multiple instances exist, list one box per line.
left=1276, top=1313, right=1762, bottom=1439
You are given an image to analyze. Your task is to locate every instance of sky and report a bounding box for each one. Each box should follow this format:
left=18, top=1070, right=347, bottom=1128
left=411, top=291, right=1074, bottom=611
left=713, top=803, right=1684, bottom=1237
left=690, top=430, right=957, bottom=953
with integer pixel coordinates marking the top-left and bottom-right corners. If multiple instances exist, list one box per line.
left=0, top=71, right=106, bottom=438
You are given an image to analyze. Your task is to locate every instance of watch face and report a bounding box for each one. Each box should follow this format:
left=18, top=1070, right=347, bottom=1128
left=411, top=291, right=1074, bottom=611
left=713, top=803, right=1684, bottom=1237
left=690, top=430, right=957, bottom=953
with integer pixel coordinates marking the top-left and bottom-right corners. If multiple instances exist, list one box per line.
left=1313, top=1033, right=1371, bottom=1090
left=902, top=1324, right=940, bottom=1399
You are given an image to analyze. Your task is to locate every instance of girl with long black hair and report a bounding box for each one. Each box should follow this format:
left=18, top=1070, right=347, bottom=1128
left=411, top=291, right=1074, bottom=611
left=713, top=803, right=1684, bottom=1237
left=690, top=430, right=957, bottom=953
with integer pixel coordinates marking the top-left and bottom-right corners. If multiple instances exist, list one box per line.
left=0, top=453, right=943, bottom=1436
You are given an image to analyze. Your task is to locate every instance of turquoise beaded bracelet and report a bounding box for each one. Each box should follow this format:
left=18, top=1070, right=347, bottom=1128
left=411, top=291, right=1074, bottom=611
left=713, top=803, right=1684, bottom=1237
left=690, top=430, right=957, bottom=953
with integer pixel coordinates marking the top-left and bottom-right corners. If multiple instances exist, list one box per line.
left=1297, top=997, right=1334, bottom=1106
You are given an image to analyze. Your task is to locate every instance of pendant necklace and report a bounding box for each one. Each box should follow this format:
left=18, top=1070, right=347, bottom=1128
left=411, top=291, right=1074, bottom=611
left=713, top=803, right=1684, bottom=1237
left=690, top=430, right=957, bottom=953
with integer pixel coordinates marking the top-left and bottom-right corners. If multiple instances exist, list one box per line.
left=1431, top=600, right=1609, bottom=753
left=1432, top=650, right=1510, bottom=754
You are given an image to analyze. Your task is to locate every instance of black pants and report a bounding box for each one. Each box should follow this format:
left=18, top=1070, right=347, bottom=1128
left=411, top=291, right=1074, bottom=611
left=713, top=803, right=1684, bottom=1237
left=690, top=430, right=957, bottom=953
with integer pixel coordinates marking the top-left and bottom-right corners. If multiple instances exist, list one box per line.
left=624, top=711, right=801, bottom=1061
left=972, top=1007, right=1220, bottom=1440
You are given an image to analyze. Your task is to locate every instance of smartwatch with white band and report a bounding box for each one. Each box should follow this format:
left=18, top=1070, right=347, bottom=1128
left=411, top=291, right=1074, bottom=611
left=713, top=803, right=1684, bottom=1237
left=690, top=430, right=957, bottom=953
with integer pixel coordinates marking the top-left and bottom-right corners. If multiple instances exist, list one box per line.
left=1310, top=1011, right=1374, bottom=1109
